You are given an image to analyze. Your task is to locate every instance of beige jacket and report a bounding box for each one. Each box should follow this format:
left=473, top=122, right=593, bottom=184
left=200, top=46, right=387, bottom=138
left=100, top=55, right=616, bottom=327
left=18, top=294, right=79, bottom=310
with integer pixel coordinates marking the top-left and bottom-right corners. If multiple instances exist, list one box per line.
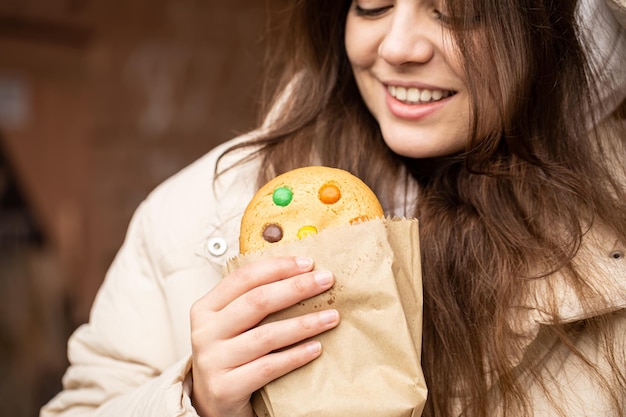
left=42, top=1, right=626, bottom=416
left=40, top=131, right=626, bottom=417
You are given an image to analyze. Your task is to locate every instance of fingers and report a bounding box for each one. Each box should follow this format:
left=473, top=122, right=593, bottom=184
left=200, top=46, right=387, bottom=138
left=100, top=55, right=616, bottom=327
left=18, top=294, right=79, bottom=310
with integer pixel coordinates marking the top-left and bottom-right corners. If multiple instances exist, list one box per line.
left=202, top=256, right=315, bottom=311
left=221, top=309, right=340, bottom=368
left=221, top=341, right=326, bottom=397
left=189, top=255, right=339, bottom=417
left=217, top=270, right=335, bottom=336
left=191, top=307, right=340, bottom=415
left=193, top=340, right=325, bottom=416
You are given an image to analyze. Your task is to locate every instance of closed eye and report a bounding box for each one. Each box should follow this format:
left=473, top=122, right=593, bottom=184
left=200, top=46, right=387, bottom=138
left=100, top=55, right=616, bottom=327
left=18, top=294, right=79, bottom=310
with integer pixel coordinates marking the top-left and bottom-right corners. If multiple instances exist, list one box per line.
left=433, top=9, right=451, bottom=25
left=434, top=8, right=482, bottom=28
left=354, top=4, right=393, bottom=18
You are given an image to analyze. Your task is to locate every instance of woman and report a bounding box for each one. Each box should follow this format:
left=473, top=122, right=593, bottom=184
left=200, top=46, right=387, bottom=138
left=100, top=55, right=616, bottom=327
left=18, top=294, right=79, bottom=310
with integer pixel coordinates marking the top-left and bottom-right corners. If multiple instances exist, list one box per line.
left=42, top=0, right=626, bottom=416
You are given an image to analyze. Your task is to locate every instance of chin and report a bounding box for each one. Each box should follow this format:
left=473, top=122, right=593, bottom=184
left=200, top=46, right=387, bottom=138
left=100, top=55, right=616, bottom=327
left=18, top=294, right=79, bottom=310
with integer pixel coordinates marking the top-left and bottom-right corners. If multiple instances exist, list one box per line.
left=380, top=126, right=467, bottom=159
left=382, top=137, right=456, bottom=159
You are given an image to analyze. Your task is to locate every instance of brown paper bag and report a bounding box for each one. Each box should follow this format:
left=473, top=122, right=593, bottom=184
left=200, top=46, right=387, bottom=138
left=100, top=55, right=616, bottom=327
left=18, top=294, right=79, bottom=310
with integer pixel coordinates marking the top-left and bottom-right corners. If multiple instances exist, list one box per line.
left=225, top=218, right=427, bottom=417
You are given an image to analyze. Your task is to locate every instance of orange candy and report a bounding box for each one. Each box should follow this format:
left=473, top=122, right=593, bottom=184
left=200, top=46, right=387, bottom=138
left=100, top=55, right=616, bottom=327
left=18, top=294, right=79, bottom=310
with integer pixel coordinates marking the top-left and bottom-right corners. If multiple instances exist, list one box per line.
left=319, top=183, right=341, bottom=204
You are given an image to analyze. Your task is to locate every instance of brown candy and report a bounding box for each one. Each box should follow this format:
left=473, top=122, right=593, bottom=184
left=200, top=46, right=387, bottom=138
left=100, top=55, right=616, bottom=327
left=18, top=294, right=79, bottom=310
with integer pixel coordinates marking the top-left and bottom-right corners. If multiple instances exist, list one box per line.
left=262, top=223, right=283, bottom=243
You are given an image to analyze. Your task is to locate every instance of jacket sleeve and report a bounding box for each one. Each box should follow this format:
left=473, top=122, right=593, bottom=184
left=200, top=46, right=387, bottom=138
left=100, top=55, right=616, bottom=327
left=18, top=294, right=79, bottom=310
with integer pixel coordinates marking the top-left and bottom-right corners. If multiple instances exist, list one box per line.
left=40, top=200, right=200, bottom=417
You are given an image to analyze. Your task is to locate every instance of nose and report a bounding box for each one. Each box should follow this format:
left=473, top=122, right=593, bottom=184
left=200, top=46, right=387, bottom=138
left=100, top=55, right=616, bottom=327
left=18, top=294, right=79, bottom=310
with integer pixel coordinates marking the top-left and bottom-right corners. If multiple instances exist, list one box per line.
left=378, top=11, right=436, bottom=67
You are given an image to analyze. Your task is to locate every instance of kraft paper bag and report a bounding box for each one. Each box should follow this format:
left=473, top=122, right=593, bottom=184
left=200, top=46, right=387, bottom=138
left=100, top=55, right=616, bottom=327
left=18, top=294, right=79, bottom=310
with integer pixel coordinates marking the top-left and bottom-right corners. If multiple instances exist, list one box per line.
left=225, top=217, right=427, bottom=417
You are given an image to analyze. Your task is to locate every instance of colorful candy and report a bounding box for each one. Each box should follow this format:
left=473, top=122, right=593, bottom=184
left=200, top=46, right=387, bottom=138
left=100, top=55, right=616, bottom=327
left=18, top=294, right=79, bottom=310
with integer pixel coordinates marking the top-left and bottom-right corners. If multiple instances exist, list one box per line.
left=263, top=183, right=350, bottom=243
left=262, top=224, right=283, bottom=243
left=319, top=183, right=341, bottom=204
left=272, top=186, right=293, bottom=207
left=297, top=225, right=318, bottom=240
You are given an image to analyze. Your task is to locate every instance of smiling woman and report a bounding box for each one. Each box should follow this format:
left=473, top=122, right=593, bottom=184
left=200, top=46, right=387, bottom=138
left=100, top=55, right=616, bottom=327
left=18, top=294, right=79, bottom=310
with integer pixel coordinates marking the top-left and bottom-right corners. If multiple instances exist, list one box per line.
left=41, top=0, right=626, bottom=417
left=345, top=0, right=473, bottom=157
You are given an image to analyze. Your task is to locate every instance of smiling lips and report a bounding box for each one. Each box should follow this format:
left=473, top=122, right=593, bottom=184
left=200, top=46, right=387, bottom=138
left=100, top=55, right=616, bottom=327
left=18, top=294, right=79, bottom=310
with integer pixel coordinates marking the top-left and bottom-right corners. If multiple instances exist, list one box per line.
left=384, top=84, right=455, bottom=120
left=387, top=85, right=454, bottom=104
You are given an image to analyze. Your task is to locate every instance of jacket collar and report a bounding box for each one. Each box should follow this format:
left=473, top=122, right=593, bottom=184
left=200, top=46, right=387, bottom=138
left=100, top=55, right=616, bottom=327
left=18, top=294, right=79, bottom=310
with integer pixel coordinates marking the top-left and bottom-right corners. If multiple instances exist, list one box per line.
left=505, top=222, right=626, bottom=367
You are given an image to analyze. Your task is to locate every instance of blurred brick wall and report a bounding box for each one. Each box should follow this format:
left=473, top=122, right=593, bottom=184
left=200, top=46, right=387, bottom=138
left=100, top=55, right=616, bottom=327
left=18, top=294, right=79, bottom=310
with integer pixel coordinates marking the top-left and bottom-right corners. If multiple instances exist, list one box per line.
left=1, top=0, right=279, bottom=322
left=0, top=0, right=285, bottom=415
left=81, top=0, right=277, bottom=322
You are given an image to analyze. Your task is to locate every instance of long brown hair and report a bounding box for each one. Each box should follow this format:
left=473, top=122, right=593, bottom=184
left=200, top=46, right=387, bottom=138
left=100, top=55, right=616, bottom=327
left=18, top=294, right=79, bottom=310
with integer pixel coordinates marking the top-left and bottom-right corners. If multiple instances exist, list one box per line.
left=220, top=0, right=626, bottom=415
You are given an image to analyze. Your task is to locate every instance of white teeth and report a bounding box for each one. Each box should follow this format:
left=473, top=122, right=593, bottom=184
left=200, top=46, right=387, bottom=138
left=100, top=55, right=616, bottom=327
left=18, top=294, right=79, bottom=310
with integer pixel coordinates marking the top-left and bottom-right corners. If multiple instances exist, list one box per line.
left=396, top=86, right=407, bottom=100
left=407, top=88, right=420, bottom=102
left=387, top=85, right=452, bottom=104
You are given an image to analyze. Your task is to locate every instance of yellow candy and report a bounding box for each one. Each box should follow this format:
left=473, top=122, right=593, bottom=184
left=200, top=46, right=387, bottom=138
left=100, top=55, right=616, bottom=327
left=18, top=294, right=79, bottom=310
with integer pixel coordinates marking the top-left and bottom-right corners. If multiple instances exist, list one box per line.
left=297, top=225, right=318, bottom=240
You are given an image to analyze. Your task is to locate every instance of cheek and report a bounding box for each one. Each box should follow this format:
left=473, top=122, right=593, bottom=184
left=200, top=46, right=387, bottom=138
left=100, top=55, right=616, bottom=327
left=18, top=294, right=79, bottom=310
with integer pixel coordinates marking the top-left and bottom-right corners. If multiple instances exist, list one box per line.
left=344, top=21, right=362, bottom=68
left=344, top=18, right=377, bottom=70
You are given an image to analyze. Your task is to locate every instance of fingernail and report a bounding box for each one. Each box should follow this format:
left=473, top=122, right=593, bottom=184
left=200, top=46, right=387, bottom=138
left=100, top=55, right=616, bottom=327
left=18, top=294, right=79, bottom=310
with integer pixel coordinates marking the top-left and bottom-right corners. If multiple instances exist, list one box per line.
left=306, top=341, right=322, bottom=355
left=295, top=257, right=313, bottom=269
left=314, top=270, right=333, bottom=286
left=319, top=309, right=339, bottom=324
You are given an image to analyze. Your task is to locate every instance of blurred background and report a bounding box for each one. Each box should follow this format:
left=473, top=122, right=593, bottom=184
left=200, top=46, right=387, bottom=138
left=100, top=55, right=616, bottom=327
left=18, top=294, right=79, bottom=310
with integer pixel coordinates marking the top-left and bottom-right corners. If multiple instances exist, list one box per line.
left=0, top=0, right=286, bottom=415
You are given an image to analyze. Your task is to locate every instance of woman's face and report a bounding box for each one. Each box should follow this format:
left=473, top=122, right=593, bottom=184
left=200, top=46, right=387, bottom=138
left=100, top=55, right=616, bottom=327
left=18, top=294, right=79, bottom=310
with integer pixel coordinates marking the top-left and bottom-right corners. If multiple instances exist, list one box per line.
left=345, top=0, right=478, bottom=158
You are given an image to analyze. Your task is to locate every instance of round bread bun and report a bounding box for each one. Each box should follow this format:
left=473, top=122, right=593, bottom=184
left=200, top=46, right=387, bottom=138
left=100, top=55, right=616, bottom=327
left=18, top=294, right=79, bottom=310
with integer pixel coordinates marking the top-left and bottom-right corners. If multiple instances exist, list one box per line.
left=239, top=166, right=384, bottom=254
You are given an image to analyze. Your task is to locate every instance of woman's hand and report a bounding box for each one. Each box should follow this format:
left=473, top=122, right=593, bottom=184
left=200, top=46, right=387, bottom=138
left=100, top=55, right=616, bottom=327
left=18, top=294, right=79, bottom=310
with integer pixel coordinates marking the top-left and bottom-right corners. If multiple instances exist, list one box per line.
left=190, top=256, right=339, bottom=417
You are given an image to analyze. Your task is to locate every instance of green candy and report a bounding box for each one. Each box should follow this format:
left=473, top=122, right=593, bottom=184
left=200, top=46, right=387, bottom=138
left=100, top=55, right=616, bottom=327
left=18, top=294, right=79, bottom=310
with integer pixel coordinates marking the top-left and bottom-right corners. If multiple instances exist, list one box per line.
left=273, top=186, right=293, bottom=207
